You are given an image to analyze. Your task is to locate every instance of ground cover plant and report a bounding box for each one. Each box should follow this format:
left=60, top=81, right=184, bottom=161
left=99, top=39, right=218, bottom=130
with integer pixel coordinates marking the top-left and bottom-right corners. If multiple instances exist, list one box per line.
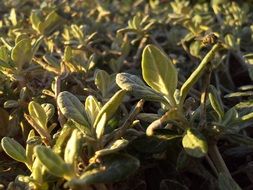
left=0, top=0, right=253, bottom=189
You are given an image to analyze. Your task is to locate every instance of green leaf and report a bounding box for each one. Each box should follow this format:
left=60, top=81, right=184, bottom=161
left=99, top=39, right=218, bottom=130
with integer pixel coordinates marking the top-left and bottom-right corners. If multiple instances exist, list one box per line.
left=41, top=103, right=55, bottom=122
left=94, top=90, right=126, bottom=128
left=57, top=91, right=90, bottom=127
left=218, top=173, right=241, bottom=190
left=1, top=137, right=27, bottom=163
left=30, top=10, right=43, bottom=32
left=35, top=145, right=72, bottom=178
left=53, top=123, right=74, bottom=155
left=116, top=72, right=166, bottom=103
left=38, top=10, right=64, bottom=36
left=221, top=108, right=238, bottom=126
left=208, top=85, right=224, bottom=120
left=26, top=130, right=36, bottom=167
left=11, top=38, right=32, bottom=70
left=85, top=95, right=101, bottom=125
left=142, top=44, right=178, bottom=106
left=4, top=100, right=19, bottom=108
left=96, top=113, right=107, bottom=139
left=241, top=112, right=253, bottom=122
left=64, top=46, right=72, bottom=62
left=95, top=139, right=129, bottom=158
left=67, top=153, right=139, bottom=187
left=182, top=128, right=208, bottom=158
left=0, top=46, right=10, bottom=63
left=29, top=101, right=48, bottom=129
left=64, top=129, right=80, bottom=165
left=94, top=69, right=112, bottom=97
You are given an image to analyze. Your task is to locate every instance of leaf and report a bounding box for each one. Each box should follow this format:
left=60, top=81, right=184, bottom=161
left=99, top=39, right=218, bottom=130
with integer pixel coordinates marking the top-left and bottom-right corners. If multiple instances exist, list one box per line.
left=208, top=85, right=224, bottom=120
left=221, top=108, right=238, bottom=126
left=142, top=44, right=178, bottom=105
left=0, top=46, right=10, bottom=63
left=38, top=10, right=64, bottom=36
left=30, top=10, right=42, bottom=32
left=218, top=173, right=241, bottom=190
left=4, top=100, right=19, bottom=108
left=53, top=123, right=74, bottom=155
left=26, top=130, right=36, bottom=167
left=96, top=113, right=107, bottom=139
left=182, top=128, right=208, bottom=158
left=85, top=95, right=101, bottom=125
left=95, top=139, right=129, bottom=158
left=29, top=101, right=48, bottom=129
left=57, top=91, right=90, bottom=127
left=67, top=153, right=139, bottom=187
left=241, top=112, right=253, bottom=122
left=11, top=38, right=32, bottom=70
left=35, top=145, right=72, bottom=178
left=64, top=129, right=80, bottom=165
left=1, top=137, right=27, bottom=163
left=116, top=72, right=166, bottom=103
left=41, top=103, right=55, bottom=122
left=94, top=69, right=112, bottom=97
left=64, top=46, right=72, bottom=62
left=94, top=90, right=126, bottom=128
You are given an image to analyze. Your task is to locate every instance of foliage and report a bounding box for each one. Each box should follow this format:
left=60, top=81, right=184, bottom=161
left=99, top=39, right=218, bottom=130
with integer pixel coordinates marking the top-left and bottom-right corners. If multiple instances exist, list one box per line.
left=0, top=0, right=253, bottom=189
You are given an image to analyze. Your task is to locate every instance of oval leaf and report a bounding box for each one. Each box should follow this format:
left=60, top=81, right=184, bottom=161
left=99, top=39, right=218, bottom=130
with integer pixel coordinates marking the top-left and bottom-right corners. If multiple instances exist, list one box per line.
left=142, top=44, right=177, bottom=105
left=64, top=129, right=80, bottom=165
left=41, top=103, right=55, bottom=122
left=67, top=153, right=139, bottom=187
left=11, top=38, right=32, bottom=70
left=57, top=91, right=90, bottom=127
left=85, top=95, right=101, bottom=125
left=29, top=101, right=47, bottom=129
left=116, top=72, right=165, bottom=102
left=35, top=145, right=71, bottom=178
left=1, top=137, right=27, bottom=163
left=182, top=128, right=208, bottom=158
left=94, top=69, right=112, bottom=97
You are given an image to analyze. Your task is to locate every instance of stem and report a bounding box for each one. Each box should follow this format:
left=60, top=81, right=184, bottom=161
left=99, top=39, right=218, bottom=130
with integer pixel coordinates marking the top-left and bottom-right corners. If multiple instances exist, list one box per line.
left=208, top=143, right=232, bottom=178
left=109, top=99, right=144, bottom=143
left=179, top=43, right=222, bottom=107
left=133, top=36, right=148, bottom=67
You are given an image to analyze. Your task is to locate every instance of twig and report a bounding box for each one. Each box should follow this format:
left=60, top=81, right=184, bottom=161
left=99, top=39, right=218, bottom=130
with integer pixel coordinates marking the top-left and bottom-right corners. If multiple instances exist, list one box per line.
left=112, top=99, right=145, bottom=141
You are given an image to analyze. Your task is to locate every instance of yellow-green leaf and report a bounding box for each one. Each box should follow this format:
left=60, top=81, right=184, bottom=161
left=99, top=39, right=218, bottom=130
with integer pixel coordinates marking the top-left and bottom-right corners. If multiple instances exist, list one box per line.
left=182, top=128, right=208, bottom=158
left=142, top=44, right=177, bottom=106
left=29, top=101, right=47, bottom=129
left=1, top=137, right=27, bottom=163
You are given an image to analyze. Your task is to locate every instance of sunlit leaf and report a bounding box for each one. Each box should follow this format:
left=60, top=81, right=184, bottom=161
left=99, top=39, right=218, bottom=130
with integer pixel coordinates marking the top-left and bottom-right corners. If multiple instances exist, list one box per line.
left=1, top=137, right=27, bottom=163
left=29, top=101, right=48, bottom=129
left=57, top=91, right=90, bottom=127
left=142, top=44, right=178, bottom=105
left=94, top=90, right=126, bottom=128
left=35, top=145, right=72, bottom=178
left=182, top=128, right=208, bottom=158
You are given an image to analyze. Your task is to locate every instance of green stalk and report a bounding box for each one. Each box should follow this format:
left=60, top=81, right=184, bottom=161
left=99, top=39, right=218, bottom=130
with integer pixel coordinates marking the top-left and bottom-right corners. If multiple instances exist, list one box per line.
left=179, top=43, right=222, bottom=107
left=208, top=143, right=232, bottom=178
